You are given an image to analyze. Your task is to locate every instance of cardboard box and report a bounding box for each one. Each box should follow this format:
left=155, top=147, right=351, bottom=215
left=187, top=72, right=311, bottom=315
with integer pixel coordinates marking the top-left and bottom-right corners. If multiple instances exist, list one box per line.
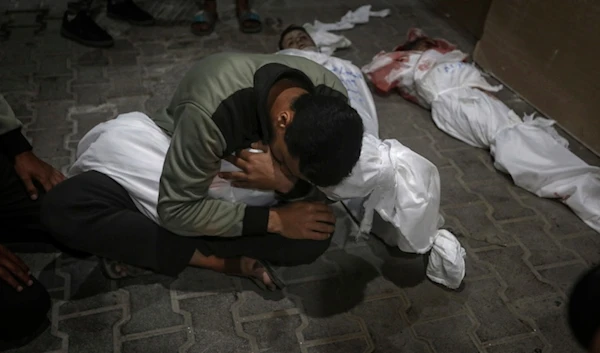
left=474, top=0, right=600, bottom=155
left=435, top=0, right=492, bottom=39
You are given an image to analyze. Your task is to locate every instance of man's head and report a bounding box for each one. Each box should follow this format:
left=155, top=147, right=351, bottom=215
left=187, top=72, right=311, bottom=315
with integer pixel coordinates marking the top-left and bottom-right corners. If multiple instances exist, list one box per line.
left=279, top=25, right=317, bottom=51
left=394, top=28, right=457, bottom=53
left=267, top=83, right=363, bottom=187
left=396, top=37, right=439, bottom=52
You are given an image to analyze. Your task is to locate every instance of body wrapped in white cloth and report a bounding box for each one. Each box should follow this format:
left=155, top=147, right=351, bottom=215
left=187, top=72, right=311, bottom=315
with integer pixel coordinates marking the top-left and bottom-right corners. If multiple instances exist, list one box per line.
left=280, top=49, right=466, bottom=288
left=362, top=29, right=600, bottom=233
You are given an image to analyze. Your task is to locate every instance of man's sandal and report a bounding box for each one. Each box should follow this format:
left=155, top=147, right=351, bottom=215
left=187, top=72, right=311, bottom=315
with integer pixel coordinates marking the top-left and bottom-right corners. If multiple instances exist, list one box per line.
left=237, top=10, right=262, bottom=34
left=238, top=260, right=286, bottom=291
left=257, top=260, right=286, bottom=290
left=191, top=10, right=218, bottom=36
left=100, top=258, right=151, bottom=280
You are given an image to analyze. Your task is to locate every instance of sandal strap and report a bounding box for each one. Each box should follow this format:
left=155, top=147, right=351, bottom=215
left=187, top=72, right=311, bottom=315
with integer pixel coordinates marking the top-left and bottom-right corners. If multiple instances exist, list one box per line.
left=193, top=10, right=216, bottom=23
left=101, top=258, right=150, bottom=279
left=258, top=260, right=285, bottom=289
left=238, top=10, right=261, bottom=22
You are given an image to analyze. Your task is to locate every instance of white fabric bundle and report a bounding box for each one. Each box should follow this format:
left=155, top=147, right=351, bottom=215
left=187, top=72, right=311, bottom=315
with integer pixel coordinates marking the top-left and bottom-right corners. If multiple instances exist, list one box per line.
left=302, top=5, right=390, bottom=55
left=364, top=48, right=600, bottom=233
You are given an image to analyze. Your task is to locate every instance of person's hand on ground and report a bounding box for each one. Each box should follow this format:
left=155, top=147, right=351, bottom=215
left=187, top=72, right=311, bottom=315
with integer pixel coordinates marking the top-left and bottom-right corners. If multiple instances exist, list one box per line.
left=268, top=201, right=336, bottom=240
left=0, top=244, right=32, bottom=292
left=13, top=151, right=65, bottom=200
left=220, top=142, right=296, bottom=193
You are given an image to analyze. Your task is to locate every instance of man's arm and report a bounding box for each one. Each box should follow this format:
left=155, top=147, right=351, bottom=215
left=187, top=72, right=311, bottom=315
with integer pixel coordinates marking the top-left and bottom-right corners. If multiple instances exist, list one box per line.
left=0, top=94, right=32, bottom=157
left=157, top=103, right=270, bottom=237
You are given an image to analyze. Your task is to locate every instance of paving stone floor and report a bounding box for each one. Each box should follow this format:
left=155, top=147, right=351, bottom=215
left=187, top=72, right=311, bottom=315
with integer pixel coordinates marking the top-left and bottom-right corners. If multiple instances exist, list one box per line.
left=1, top=0, right=599, bottom=352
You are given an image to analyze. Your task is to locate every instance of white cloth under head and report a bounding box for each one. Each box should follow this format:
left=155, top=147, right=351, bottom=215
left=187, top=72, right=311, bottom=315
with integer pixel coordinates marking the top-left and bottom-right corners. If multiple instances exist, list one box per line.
left=302, top=25, right=351, bottom=56
left=277, top=49, right=379, bottom=137
left=69, top=112, right=276, bottom=223
left=321, top=134, right=466, bottom=289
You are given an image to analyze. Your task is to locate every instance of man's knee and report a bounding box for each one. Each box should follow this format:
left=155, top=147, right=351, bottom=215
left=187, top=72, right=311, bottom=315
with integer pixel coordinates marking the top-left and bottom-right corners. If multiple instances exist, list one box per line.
left=40, top=177, right=80, bottom=243
left=280, top=236, right=332, bottom=266
left=40, top=182, right=65, bottom=232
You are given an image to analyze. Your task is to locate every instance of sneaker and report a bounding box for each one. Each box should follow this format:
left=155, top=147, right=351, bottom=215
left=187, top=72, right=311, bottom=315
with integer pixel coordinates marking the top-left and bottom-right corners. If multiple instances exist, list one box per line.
left=61, top=11, right=114, bottom=48
left=107, top=0, right=155, bottom=26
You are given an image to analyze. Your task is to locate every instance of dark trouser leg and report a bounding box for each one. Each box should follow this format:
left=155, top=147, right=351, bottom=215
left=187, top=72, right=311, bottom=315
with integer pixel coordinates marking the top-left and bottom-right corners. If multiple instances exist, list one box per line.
left=0, top=277, right=50, bottom=342
left=0, top=154, right=50, bottom=244
left=66, top=0, right=93, bottom=13
left=41, top=171, right=197, bottom=277
left=0, top=154, right=52, bottom=344
left=198, top=232, right=332, bottom=267
left=41, top=171, right=331, bottom=277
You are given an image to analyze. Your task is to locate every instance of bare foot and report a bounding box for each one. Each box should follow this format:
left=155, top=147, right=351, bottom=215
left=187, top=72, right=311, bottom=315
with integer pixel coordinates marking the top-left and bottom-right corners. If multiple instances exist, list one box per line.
left=231, top=257, right=276, bottom=290
left=101, top=258, right=151, bottom=280
left=191, top=0, right=217, bottom=35
left=188, top=251, right=276, bottom=290
left=235, top=0, right=261, bottom=32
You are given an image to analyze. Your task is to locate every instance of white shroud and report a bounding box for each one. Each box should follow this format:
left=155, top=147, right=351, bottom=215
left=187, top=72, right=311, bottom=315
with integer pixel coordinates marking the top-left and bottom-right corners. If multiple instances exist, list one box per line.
left=363, top=49, right=600, bottom=233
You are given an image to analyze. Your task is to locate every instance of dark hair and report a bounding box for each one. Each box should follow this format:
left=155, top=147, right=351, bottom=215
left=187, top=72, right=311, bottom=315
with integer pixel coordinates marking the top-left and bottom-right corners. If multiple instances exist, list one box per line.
left=396, top=37, right=434, bottom=51
left=285, top=94, right=364, bottom=187
left=569, top=264, right=600, bottom=350
left=278, top=25, right=310, bottom=50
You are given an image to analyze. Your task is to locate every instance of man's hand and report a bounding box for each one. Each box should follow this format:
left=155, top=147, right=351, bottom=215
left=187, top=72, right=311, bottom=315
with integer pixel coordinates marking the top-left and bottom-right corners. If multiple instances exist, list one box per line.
left=14, top=151, right=65, bottom=200
left=0, top=245, right=32, bottom=292
left=268, top=202, right=336, bottom=240
left=220, top=142, right=296, bottom=193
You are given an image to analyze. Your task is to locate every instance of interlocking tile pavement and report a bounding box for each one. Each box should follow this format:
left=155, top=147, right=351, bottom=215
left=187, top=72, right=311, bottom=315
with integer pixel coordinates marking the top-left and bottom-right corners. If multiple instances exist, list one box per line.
left=1, top=0, right=598, bottom=352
